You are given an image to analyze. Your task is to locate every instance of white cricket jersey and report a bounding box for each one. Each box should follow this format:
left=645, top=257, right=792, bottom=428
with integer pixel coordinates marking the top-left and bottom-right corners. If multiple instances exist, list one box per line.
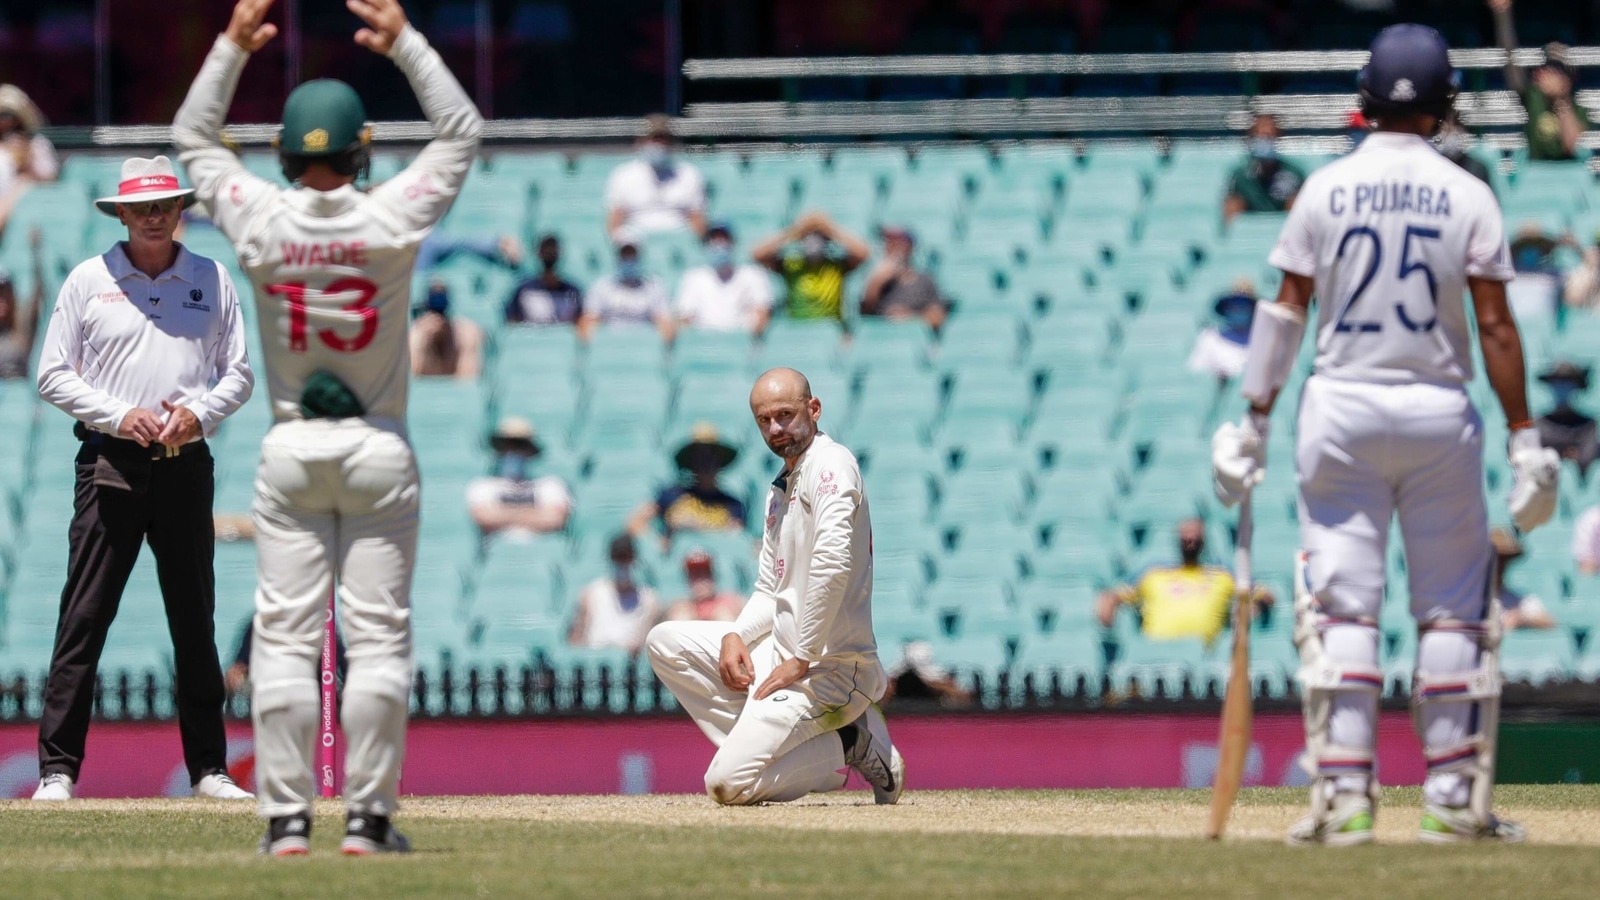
left=1268, top=132, right=1515, bottom=387
left=735, top=433, right=880, bottom=670
left=674, top=264, right=775, bottom=332
left=36, top=242, right=253, bottom=436
left=173, top=27, right=483, bottom=430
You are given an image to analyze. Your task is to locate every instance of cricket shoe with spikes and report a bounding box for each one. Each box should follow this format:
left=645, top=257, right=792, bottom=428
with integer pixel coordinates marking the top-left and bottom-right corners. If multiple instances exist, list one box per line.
left=1287, top=793, right=1375, bottom=847
left=1417, top=803, right=1527, bottom=844
left=844, top=703, right=904, bottom=805
left=341, top=813, right=411, bottom=855
left=259, top=814, right=312, bottom=857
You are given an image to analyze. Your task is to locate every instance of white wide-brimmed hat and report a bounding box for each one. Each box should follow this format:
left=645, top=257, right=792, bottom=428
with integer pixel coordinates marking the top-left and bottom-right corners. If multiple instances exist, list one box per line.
left=93, top=156, right=198, bottom=217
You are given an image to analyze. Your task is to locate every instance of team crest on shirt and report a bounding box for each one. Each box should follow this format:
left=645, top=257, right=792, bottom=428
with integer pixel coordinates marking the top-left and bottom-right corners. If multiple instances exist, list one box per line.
left=774, top=559, right=786, bottom=580
left=817, top=470, right=839, bottom=497
left=183, top=289, right=210, bottom=311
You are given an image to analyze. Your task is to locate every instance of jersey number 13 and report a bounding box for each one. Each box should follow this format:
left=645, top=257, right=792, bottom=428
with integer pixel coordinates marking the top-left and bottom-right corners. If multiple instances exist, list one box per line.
left=267, top=278, right=381, bottom=353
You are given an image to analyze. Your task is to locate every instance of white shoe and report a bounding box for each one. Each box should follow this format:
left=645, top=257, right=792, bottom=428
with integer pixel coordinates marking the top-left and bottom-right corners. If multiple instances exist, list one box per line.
left=195, top=773, right=253, bottom=800
left=31, top=773, right=74, bottom=800
left=1418, top=803, right=1527, bottom=844
left=844, top=703, right=904, bottom=805
left=1286, top=793, right=1375, bottom=847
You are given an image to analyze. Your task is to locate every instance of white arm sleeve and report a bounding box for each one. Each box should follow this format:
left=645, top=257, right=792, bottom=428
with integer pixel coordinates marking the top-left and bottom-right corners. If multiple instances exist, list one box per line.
left=1239, top=300, right=1307, bottom=407
left=36, top=276, right=133, bottom=432
left=185, top=264, right=254, bottom=432
left=1266, top=188, right=1317, bottom=277
left=735, top=502, right=781, bottom=645
left=368, top=25, right=484, bottom=239
left=795, top=458, right=860, bottom=662
left=173, top=36, right=282, bottom=250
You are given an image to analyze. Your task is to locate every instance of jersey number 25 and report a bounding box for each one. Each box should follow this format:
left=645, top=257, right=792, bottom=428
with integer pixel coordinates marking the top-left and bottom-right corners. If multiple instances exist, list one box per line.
left=1332, top=225, right=1440, bottom=334
left=267, top=278, right=381, bottom=353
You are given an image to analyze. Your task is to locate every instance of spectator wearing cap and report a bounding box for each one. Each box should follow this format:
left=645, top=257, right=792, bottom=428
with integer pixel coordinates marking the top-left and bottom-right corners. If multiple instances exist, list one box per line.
left=409, top=277, right=483, bottom=379
left=605, top=114, right=707, bottom=242
left=1492, top=1, right=1590, bottom=161
left=569, top=534, right=661, bottom=653
left=628, top=422, right=747, bottom=541
left=1534, top=361, right=1599, bottom=478
left=1223, top=114, right=1305, bottom=226
left=1186, top=281, right=1257, bottom=381
left=0, top=84, right=59, bottom=199
left=0, top=226, right=44, bottom=379
left=1563, top=230, right=1600, bottom=311
left=504, top=234, right=584, bottom=326
left=674, top=223, right=774, bottom=335
left=579, top=240, right=673, bottom=343
left=467, top=416, right=573, bottom=541
left=860, top=225, right=947, bottom=332
left=1491, top=528, right=1556, bottom=631
left=752, top=210, right=870, bottom=321
left=663, top=550, right=744, bottom=623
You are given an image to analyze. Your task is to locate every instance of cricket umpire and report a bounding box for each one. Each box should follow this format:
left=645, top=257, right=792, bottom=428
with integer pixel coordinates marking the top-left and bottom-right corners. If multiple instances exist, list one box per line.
left=31, top=155, right=254, bottom=800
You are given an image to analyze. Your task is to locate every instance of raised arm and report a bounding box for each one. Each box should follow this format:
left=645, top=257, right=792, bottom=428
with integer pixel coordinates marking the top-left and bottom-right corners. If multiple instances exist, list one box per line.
left=172, top=0, right=283, bottom=244
left=363, top=0, right=485, bottom=238
left=1489, top=0, right=1528, bottom=95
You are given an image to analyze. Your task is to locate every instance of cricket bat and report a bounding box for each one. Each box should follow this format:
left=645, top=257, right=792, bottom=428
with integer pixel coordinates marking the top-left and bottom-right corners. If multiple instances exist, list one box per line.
left=1207, top=494, right=1253, bottom=839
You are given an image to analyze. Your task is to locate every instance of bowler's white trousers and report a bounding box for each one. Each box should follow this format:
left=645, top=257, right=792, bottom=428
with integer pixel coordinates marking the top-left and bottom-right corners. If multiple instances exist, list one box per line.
left=1296, top=376, right=1491, bottom=807
left=647, top=621, right=881, bottom=804
left=250, top=418, right=418, bottom=820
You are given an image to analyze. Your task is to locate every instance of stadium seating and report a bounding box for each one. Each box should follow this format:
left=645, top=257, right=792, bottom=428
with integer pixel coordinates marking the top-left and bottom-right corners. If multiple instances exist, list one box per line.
left=0, top=138, right=1594, bottom=714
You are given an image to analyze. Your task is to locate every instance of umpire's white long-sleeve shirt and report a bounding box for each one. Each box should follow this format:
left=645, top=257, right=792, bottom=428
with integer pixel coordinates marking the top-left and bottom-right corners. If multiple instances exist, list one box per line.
left=37, top=242, right=253, bottom=436
left=735, top=433, right=882, bottom=674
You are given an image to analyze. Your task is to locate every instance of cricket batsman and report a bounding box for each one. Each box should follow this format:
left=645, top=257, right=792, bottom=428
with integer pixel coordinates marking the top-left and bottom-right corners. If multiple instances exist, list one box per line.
left=173, top=0, right=482, bottom=855
left=647, top=368, right=904, bottom=806
left=1210, top=25, right=1559, bottom=845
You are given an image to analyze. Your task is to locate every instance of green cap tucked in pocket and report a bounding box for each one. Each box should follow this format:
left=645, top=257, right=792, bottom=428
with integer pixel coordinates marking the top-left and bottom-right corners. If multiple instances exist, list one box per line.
left=300, top=370, right=366, bottom=419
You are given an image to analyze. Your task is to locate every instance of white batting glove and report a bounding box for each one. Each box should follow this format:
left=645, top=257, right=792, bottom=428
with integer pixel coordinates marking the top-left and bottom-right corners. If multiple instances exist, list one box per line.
left=1212, top=413, right=1268, bottom=508
left=1507, top=426, right=1560, bottom=533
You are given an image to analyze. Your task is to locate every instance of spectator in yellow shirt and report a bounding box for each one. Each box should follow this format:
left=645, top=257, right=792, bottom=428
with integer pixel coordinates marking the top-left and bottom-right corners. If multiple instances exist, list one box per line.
left=751, top=210, right=869, bottom=321
left=1095, top=518, right=1274, bottom=644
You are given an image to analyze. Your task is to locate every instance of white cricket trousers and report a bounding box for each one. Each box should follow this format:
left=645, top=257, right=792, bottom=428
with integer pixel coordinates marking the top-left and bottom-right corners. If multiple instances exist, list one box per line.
left=250, top=418, right=418, bottom=820
left=1296, top=376, right=1491, bottom=807
left=647, top=621, right=879, bottom=805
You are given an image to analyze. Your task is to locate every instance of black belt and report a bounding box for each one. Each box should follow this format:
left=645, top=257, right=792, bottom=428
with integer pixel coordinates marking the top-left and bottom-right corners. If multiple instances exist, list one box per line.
left=75, top=422, right=206, bottom=461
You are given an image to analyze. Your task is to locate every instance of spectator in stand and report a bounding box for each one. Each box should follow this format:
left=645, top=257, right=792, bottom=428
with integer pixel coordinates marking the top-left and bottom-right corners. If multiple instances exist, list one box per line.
left=1186, top=280, right=1257, bottom=381
left=1506, top=221, right=1574, bottom=319
left=1562, top=230, right=1600, bottom=311
left=1491, top=0, right=1590, bottom=161
left=416, top=232, right=523, bottom=275
left=409, top=278, right=483, bottom=378
left=628, top=423, right=747, bottom=540
left=579, top=240, right=673, bottom=342
left=504, top=234, right=584, bottom=326
left=0, top=227, right=44, bottom=379
left=880, top=640, right=974, bottom=710
left=675, top=223, right=774, bottom=335
left=1491, top=528, right=1557, bottom=631
left=1095, top=518, right=1274, bottom=645
left=860, top=225, right=947, bottom=331
left=1223, top=114, right=1305, bottom=226
left=568, top=534, right=661, bottom=653
left=1534, top=361, right=1599, bottom=478
left=752, top=210, right=870, bottom=321
left=1437, top=113, right=1495, bottom=192
left=663, top=549, right=744, bottom=622
left=467, top=416, right=572, bottom=541
left=0, top=85, right=59, bottom=197
left=605, top=114, right=706, bottom=242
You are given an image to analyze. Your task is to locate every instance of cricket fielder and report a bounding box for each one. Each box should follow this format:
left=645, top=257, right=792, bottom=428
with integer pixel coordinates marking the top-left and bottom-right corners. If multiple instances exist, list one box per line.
left=647, top=368, right=904, bottom=805
left=1211, top=24, right=1559, bottom=845
left=173, top=0, right=482, bottom=854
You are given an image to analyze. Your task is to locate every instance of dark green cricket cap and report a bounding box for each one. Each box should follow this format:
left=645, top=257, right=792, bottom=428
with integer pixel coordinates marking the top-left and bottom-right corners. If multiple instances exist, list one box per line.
left=279, top=79, right=367, bottom=157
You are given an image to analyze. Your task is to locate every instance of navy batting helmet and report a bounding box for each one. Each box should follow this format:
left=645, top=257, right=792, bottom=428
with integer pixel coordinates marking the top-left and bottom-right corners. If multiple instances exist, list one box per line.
left=1358, top=24, right=1457, bottom=122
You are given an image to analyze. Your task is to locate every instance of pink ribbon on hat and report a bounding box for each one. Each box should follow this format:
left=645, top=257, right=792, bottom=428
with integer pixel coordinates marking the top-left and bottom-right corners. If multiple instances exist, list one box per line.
left=117, top=175, right=180, bottom=196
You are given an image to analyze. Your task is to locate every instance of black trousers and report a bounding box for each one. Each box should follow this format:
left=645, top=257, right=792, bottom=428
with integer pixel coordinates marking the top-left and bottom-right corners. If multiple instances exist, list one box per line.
left=37, top=441, right=228, bottom=784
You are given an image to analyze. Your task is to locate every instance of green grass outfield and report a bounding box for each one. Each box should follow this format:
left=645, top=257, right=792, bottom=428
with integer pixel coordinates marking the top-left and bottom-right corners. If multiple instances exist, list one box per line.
left=2, top=786, right=1597, bottom=899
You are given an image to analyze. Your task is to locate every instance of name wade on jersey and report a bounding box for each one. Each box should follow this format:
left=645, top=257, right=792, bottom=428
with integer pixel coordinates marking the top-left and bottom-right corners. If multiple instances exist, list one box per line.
left=1330, top=182, right=1452, bottom=217
left=280, top=241, right=369, bottom=268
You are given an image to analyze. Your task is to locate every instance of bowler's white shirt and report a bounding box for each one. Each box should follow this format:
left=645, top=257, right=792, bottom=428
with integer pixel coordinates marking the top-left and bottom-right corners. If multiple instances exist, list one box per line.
left=1268, top=132, right=1514, bottom=387
left=604, top=158, right=705, bottom=237
left=735, top=433, right=881, bottom=671
left=675, top=263, right=774, bottom=332
left=37, top=242, right=253, bottom=436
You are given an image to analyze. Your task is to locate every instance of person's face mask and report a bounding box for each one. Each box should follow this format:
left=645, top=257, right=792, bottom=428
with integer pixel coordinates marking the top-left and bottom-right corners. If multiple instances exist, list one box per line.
left=618, top=257, right=643, bottom=281
left=640, top=142, right=671, bottom=171
left=1515, top=247, right=1546, bottom=271
left=1549, top=380, right=1582, bottom=408
left=1179, top=538, right=1204, bottom=565
left=707, top=241, right=733, bottom=269
left=424, top=285, right=450, bottom=315
left=1221, top=309, right=1253, bottom=333
left=539, top=247, right=560, bottom=271
left=612, top=563, right=634, bottom=586
left=801, top=233, right=827, bottom=262
left=1246, top=137, right=1277, bottom=161
left=496, top=452, right=529, bottom=481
